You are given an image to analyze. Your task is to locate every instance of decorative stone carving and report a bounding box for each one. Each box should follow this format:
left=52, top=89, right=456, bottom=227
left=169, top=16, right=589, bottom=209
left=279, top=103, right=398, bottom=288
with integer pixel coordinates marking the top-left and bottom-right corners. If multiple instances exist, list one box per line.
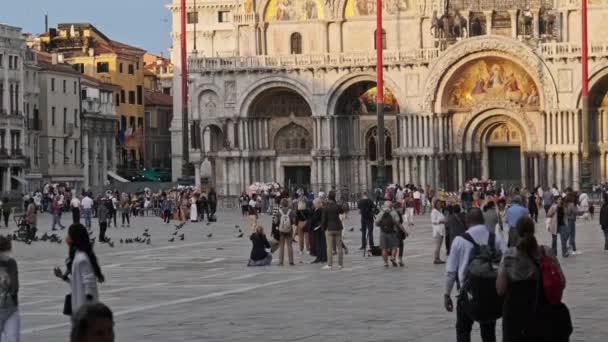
left=224, top=80, right=236, bottom=105
left=199, top=90, right=220, bottom=118
left=423, top=36, right=558, bottom=113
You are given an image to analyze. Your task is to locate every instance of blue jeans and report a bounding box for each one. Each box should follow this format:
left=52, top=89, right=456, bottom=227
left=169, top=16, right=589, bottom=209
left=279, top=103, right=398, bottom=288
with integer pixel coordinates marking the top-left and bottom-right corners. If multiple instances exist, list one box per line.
left=567, top=219, right=576, bottom=251
left=52, top=213, right=64, bottom=230
left=552, top=224, right=570, bottom=257
left=83, top=208, right=92, bottom=229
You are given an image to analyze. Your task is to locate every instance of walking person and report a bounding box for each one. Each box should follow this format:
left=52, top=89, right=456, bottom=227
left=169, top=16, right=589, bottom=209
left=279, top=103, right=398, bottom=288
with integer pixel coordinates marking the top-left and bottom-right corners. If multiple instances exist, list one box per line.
left=239, top=192, right=250, bottom=217
left=97, top=198, right=109, bottom=243
left=53, top=223, right=105, bottom=315
left=0, top=235, right=20, bottom=342
left=444, top=208, right=506, bottom=342
left=275, top=198, right=295, bottom=266
left=25, top=198, right=37, bottom=242
left=546, top=196, right=570, bottom=258
left=295, top=200, right=310, bottom=255
left=431, top=200, right=446, bottom=264
left=566, top=193, right=579, bottom=255
left=0, top=198, right=10, bottom=228
left=51, top=196, right=66, bottom=231
left=247, top=225, right=272, bottom=266
left=413, top=188, right=422, bottom=215
left=375, top=201, right=401, bottom=268
left=446, top=204, right=466, bottom=255
left=542, top=188, right=553, bottom=215
left=395, top=201, right=407, bottom=266
left=496, top=216, right=572, bottom=342
left=81, top=192, right=94, bottom=230
left=161, top=196, right=172, bottom=224
left=321, top=191, right=345, bottom=270
left=120, top=193, right=130, bottom=228
left=600, top=194, right=608, bottom=250
left=309, top=198, right=327, bottom=264
left=70, top=195, right=81, bottom=224
left=528, top=191, right=539, bottom=223
left=505, top=195, right=529, bottom=247
left=208, top=187, right=218, bottom=219
left=357, top=192, right=376, bottom=251
left=483, top=201, right=503, bottom=234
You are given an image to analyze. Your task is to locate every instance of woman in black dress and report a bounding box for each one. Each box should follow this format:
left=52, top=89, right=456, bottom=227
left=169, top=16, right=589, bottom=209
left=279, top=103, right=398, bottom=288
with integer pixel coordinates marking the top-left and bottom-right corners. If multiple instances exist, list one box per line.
left=308, top=198, right=326, bottom=263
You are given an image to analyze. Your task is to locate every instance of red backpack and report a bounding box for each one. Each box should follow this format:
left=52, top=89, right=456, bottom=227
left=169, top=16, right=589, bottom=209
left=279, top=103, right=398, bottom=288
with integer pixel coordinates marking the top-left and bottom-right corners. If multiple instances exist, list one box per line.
left=539, top=247, right=564, bottom=305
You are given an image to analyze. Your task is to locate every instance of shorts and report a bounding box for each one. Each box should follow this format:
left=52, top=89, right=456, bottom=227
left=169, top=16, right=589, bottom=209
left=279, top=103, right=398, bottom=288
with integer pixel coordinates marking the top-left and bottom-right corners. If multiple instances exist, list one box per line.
left=380, top=232, right=398, bottom=250
left=432, top=225, right=445, bottom=238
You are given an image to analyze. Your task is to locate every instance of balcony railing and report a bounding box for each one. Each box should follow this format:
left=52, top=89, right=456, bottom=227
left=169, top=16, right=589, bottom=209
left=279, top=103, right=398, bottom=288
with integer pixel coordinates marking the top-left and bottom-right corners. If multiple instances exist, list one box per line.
left=234, top=13, right=258, bottom=24
left=540, top=41, right=608, bottom=59
left=188, top=49, right=440, bottom=72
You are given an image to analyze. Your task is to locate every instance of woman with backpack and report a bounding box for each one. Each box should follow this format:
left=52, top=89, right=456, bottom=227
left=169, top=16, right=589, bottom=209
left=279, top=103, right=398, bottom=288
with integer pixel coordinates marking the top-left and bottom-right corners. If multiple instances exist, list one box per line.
left=54, top=223, right=105, bottom=314
left=0, top=235, right=20, bottom=342
left=275, top=199, right=296, bottom=266
left=497, top=216, right=571, bottom=342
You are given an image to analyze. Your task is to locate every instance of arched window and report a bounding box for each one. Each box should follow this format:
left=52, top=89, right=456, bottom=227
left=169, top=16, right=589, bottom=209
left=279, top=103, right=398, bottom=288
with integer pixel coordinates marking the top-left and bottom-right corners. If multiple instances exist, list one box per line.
left=374, top=29, right=386, bottom=50
left=290, top=32, right=302, bottom=54
left=368, top=137, right=377, bottom=161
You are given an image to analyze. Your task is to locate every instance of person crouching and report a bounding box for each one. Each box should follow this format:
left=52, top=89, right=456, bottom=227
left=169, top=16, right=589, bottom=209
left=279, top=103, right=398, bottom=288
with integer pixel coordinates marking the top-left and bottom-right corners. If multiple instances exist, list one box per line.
left=248, top=225, right=272, bottom=266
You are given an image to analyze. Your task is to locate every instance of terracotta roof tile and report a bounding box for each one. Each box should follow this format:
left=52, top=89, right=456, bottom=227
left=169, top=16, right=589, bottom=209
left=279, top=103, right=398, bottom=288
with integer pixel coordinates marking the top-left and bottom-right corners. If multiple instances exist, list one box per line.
left=145, top=90, right=173, bottom=107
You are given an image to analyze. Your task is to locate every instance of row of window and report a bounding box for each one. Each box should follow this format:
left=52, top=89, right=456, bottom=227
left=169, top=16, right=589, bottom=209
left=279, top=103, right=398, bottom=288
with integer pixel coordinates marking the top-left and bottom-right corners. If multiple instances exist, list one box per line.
left=0, top=83, right=20, bottom=114
left=94, top=61, right=139, bottom=74
left=120, top=115, right=143, bottom=131
left=288, top=30, right=386, bottom=54
left=50, top=78, right=78, bottom=94
left=187, top=11, right=231, bottom=24
left=50, top=107, right=79, bottom=130
left=0, top=129, right=21, bottom=155
left=50, top=138, right=79, bottom=165
left=0, top=54, right=19, bottom=69
left=116, top=86, right=143, bottom=106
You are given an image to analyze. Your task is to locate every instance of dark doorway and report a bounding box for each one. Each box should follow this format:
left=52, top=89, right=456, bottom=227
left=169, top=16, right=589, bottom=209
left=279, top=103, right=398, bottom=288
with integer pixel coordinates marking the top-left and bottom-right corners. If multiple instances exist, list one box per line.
left=284, top=166, right=311, bottom=191
left=489, top=147, right=521, bottom=187
left=371, top=165, right=393, bottom=187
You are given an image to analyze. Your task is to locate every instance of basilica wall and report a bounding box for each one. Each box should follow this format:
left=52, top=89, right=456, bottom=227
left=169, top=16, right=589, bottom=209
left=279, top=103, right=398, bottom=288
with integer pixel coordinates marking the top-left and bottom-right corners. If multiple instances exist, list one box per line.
left=169, top=0, right=608, bottom=194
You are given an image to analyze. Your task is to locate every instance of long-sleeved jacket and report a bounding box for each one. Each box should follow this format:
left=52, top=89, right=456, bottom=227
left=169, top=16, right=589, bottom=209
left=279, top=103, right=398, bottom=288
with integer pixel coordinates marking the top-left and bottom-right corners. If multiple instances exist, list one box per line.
left=70, top=251, right=99, bottom=313
left=321, top=201, right=344, bottom=232
left=97, top=203, right=109, bottom=224
left=600, top=203, right=608, bottom=228
left=249, top=233, right=271, bottom=261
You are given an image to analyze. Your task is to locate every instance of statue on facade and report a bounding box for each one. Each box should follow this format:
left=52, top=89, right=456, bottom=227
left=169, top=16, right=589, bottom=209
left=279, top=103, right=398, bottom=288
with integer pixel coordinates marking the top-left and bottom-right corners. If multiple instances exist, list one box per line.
left=540, top=9, right=555, bottom=37
left=517, top=10, right=533, bottom=36
left=452, top=10, right=467, bottom=38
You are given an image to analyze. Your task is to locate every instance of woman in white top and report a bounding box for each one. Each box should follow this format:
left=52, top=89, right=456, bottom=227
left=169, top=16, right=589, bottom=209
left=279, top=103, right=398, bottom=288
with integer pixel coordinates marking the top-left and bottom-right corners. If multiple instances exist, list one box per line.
left=430, top=199, right=446, bottom=264
left=54, top=223, right=105, bottom=315
left=190, top=194, right=199, bottom=222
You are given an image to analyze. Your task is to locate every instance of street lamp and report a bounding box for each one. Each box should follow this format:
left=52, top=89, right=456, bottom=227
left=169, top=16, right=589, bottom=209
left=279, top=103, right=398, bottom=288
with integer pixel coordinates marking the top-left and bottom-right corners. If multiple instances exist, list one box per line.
left=581, top=0, right=591, bottom=191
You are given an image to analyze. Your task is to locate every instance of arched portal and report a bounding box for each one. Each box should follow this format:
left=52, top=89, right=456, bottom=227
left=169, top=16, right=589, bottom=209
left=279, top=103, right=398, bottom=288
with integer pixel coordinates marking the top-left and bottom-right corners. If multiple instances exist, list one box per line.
left=247, top=87, right=313, bottom=191
left=332, top=80, right=400, bottom=190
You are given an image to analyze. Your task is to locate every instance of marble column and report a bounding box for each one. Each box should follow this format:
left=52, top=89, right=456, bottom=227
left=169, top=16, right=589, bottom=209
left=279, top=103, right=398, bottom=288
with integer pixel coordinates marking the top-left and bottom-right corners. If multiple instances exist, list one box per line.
left=564, top=153, right=571, bottom=189
left=547, top=153, right=554, bottom=187
left=556, top=153, right=563, bottom=190
left=420, top=156, right=427, bottom=187
left=521, top=153, right=527, bottom=188
left=484, top=11, right=493, bottom=35
left=508, top=10, right=518, bottom=38
left=574, top=110, right=580, bottom=145
left=404, top=156, right=411, bottom=184
left=194, top=162, right=201, bottom=187
left=557, top=111, right=563, bottom=145
left=601, top=152, right=606, bottom=181
left=573, top=153, right=580, bottom=190
left=532, top=9, right=540, bottom=39
left=561, top=10, right=569, bottom=41
left=83, top=133, right=90, bottom=189
left=4, top=168, right=11, bottom=192
left=534, top=155, right=539, bottom=187
left=457, top=155, right=464, bottom=188
left=439, top=115, right=444, bottom=153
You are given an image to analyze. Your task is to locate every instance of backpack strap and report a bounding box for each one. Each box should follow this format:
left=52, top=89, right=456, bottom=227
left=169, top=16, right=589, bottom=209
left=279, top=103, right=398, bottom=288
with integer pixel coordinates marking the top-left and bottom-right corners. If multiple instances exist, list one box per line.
left=460, top=232, right=479, bottom=248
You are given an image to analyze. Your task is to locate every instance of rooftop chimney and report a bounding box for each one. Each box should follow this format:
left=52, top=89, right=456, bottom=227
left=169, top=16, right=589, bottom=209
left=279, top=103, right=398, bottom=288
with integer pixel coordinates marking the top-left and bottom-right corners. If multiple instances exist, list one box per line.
left=51, top=53, right=58, bottom=64
left=44, top=14, right=48, bottom=33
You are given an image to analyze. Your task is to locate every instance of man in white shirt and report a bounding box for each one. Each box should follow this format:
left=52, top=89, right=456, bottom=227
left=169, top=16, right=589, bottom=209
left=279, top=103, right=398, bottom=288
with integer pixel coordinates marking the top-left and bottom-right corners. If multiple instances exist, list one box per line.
left=70, top=195, right=81, bottom=224
left=444, top=208, right=506, bottom=342
left=81, top=192, right=94, bottom=229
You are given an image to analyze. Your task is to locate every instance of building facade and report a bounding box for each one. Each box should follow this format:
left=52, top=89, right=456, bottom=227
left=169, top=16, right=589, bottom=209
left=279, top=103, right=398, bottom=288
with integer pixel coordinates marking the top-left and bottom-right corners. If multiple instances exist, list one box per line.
left=37, top=52, right=84, bottom=190
left=81, top=75, right=119, bottom=191
left=143, top=53, right=174, bottom=95
left=36, top=23, right=146, bottom=175
left=169, top=0, right=608, bottom=194
left=0, top=24, right=26, bottom=195
left=23, top=47, right=43, bottom=191
left=144, top=90, right=173, bottom=174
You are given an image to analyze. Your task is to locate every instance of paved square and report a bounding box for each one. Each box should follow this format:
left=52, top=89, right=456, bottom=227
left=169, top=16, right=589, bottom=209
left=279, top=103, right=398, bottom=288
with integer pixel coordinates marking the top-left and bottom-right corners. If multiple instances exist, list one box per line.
left=10, top=209, right=607, bottom=341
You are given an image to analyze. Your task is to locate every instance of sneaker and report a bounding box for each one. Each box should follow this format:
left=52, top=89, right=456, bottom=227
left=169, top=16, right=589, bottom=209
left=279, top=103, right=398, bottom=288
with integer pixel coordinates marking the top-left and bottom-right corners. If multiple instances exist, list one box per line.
left=297, top=250, right=303, bottom=256
left=384, top=263, right=389, bottom=268
left=571, top=250, right=581, bottom=255
left=322, top=265, right=332, bottom=270
left=433, top=259, right=446, bottom=265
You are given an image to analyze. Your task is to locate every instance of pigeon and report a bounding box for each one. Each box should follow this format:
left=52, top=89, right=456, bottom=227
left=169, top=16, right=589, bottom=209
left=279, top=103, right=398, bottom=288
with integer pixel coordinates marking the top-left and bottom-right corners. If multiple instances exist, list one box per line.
left=108, top=241, right=115, bottom=248
left=207, top=233, right=213, bottom=238
left=206, top=222, right=211, bottom=226
left=216, top=247, right=224, bottom=250
left=238, top=229, right=242, bottom=233
left=146, top=238, right=151, bottom=245
left=237, top=233, right=243, bottom=238
left=168, top=237, right=175, bottom=242
left=120, top=239, right=124, bottom=244
left=235, top=225, right=240, bottom=229
left=349, top=227, right=354, bottom=232
left=179, top=234, right=185, bottom=241
left=172, top=231, right=178, bottom=236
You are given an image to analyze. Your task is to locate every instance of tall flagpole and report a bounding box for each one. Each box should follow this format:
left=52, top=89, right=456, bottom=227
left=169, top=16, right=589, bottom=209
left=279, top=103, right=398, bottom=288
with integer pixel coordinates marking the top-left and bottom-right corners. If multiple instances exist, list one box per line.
left=375, top=0, right=385, bottom=189
left=581, top=0, right=590, bottom=191
left=180, top=0, right=190, bottom=176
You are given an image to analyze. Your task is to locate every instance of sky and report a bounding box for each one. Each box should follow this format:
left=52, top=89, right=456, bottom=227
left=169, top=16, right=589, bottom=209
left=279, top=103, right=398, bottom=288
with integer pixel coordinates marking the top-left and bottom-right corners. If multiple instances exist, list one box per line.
left=1, top=0, right=173, bottom=56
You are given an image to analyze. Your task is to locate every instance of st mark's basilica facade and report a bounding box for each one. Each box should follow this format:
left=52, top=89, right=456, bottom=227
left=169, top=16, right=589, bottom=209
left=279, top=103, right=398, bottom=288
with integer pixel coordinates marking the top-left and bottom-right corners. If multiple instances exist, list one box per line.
left=168, top=0, right=608, bottom=195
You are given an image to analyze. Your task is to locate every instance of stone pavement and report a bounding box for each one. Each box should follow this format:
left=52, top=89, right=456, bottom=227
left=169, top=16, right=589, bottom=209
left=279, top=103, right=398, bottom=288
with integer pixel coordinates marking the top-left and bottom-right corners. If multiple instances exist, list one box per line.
left=8, top=209, right=607, bottom=341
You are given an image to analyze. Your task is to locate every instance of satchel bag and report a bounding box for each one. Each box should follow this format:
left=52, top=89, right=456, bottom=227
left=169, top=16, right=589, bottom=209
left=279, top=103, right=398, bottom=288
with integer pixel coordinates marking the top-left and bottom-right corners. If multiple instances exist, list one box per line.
left=63, top=294, right=72, bottom=316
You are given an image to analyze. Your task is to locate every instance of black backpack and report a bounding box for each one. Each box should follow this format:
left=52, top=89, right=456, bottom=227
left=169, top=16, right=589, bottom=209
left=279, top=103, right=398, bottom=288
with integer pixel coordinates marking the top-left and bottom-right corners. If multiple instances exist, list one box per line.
left=378, top=211, right=395, bottom=233
left=458, top=232, right=504, bottom=322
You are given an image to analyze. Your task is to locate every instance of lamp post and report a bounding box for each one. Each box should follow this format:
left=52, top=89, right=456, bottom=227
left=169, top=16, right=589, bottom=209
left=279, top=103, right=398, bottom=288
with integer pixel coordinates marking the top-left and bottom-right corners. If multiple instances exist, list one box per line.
left=180, top=0, right=191, bottom=176
left=581, top=0, right=591, bottom=191
left=375, top=0, right=385, bottom=189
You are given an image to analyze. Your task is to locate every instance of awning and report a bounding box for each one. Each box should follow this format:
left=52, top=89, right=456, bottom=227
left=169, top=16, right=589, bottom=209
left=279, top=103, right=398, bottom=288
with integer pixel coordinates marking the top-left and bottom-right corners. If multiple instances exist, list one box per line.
left=107, top=170, right=130, bottom=183
left=11, top=175, right=28, bottom=185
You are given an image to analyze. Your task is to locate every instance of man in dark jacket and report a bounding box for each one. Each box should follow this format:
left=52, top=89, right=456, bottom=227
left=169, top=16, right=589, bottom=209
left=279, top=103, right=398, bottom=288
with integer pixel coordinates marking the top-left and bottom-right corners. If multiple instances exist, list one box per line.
left=321, top=191, right=344, bottom=270
left=357, top=192, right=376, bottom=250
left=600, top=194, right=608, bottom=250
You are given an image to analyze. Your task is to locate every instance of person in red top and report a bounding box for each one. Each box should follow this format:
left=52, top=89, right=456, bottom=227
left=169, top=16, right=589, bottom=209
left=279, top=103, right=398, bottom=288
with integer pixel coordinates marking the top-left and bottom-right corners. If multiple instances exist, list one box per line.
left=51, top=196, right=66, bottom=231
